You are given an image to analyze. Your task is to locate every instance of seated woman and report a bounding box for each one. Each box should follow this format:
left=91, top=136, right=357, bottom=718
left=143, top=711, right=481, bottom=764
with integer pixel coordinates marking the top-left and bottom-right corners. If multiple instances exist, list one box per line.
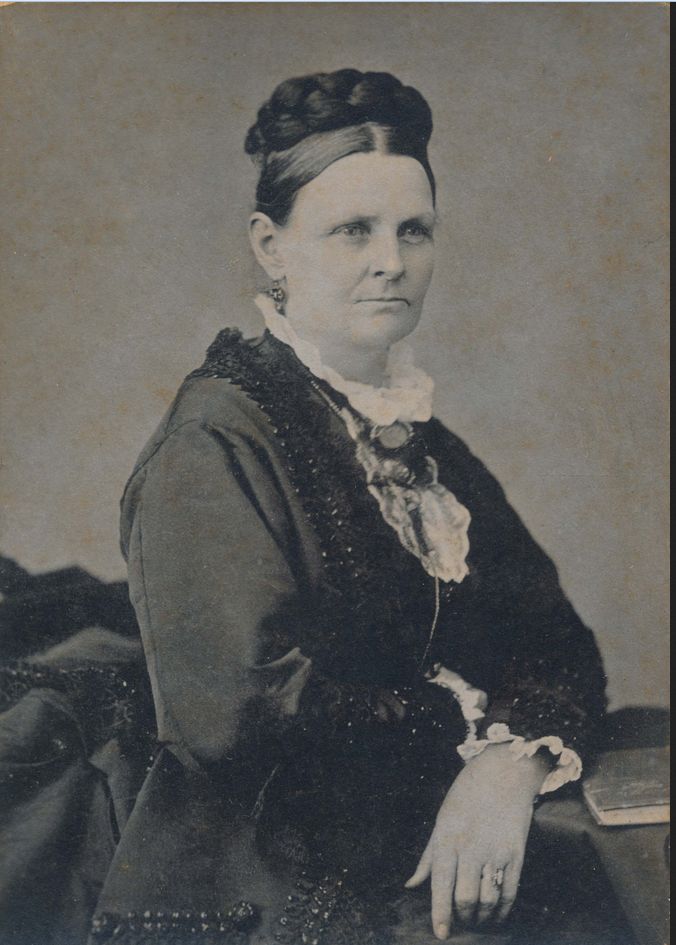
left=0, top=70, right=608, bottom=945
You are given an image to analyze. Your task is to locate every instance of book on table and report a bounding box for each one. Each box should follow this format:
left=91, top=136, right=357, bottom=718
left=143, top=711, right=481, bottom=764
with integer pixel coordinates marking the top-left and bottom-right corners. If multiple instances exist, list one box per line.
left=583, top=746, right=670, bottom=827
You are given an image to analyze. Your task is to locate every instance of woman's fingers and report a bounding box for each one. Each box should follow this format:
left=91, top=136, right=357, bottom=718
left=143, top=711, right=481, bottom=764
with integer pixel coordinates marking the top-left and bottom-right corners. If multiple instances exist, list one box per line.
left=404, top=838, right=433, bottom=888
left=495, top=855, right=524, bottom=923
left=431, top=849, right=458, bottom=939
left=453, top=858, right=481, bottom=926
left=476, top=863, right=504, bottom=925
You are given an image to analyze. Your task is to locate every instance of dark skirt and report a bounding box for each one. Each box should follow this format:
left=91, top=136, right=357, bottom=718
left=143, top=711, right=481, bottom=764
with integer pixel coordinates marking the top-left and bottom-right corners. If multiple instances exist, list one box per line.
left=0, top=680, right=634, bottom=945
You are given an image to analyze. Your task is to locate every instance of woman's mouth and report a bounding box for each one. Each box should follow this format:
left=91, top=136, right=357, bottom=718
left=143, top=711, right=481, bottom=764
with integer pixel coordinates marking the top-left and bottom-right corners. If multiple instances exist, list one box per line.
left=356, top=297, right=410, bottom=306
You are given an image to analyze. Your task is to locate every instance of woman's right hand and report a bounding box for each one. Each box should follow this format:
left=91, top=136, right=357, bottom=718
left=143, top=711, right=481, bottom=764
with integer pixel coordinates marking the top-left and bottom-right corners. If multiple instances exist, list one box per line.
left=405, top=743, right=546, bottom=939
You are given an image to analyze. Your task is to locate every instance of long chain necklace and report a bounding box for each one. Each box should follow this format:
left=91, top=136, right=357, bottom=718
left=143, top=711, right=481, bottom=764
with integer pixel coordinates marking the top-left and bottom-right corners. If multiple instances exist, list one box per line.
left=306, top=375, right=443, bottom=674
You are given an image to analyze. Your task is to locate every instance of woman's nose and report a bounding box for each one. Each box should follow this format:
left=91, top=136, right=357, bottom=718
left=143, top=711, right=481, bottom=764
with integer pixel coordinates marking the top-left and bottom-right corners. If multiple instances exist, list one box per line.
left=370, top=235, right=405, bottom=280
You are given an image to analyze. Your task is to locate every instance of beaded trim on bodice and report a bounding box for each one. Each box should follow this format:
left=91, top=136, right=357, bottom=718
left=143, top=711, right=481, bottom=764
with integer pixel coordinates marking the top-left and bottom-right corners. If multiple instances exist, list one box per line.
left=187, top=328, right=455, bottom=686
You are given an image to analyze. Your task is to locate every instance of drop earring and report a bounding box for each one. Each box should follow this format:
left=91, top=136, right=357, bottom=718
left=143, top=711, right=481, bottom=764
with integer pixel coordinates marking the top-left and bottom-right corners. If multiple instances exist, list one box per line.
left=267, top=279, right=287, bottom=315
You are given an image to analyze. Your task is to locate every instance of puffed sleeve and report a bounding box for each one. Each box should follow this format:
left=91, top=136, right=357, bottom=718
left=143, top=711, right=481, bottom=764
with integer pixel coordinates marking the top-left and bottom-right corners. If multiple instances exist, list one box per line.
left=120, top=389, right=318, bottom=774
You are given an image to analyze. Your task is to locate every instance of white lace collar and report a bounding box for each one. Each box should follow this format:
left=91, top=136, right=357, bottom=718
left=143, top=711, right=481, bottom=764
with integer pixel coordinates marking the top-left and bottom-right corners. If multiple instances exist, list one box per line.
left=254, top=293, right=434, bottom=427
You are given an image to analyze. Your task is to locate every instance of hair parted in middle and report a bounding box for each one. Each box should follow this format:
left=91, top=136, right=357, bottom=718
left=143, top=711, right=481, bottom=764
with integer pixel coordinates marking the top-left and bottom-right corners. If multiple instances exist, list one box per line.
left=245, top=69, right=435, bottom=225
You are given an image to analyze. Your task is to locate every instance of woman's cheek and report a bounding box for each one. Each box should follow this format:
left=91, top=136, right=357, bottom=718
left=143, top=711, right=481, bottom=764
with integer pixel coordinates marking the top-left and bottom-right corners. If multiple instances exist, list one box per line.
left=411, top=243, right=436, bottom=282
left=409, top=256, right=435, bottom=310
left=319, top=243, right=364, bottom=290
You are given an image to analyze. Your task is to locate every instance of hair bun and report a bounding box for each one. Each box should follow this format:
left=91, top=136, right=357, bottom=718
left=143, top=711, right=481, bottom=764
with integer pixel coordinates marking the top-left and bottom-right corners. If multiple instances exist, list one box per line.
left=245, top=69, right=432, bottom=160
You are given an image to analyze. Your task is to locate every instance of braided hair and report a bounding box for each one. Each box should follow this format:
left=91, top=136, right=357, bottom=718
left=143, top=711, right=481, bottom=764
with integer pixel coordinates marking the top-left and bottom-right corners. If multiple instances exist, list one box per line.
left=245, top=69, right=435, bottom=224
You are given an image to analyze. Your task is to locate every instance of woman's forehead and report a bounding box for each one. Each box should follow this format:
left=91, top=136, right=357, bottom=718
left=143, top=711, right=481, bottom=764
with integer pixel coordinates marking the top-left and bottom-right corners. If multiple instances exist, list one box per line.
left=291, top=152, right=435, bottom=223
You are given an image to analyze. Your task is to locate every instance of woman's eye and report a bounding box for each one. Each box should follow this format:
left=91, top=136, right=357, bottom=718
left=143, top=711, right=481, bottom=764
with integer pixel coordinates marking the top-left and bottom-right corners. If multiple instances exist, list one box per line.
left=400, top=223, right=432, bottom=244
left=333, top=223, right=369, bottom=240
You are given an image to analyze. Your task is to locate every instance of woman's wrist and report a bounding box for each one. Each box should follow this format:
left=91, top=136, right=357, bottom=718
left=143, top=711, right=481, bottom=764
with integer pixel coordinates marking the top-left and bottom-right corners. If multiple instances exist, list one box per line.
left=462, top=742, right=549, bottom=799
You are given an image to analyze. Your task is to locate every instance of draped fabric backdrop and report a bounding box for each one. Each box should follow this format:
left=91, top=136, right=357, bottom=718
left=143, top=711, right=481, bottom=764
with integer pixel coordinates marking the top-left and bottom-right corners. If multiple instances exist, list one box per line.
left=0, top=3, right=668, bottom=709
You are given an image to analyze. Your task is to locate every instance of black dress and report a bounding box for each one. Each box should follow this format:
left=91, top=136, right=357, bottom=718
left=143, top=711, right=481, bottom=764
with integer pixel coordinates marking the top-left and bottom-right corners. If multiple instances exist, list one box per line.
left=0, top=329, right=608, bottom=945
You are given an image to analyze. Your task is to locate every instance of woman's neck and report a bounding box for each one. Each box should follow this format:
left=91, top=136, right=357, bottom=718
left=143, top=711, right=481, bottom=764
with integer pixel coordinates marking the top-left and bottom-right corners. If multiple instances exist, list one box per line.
left=259, top=295, right=392, bottom=387
left=320, top=343, right=390, bottom=387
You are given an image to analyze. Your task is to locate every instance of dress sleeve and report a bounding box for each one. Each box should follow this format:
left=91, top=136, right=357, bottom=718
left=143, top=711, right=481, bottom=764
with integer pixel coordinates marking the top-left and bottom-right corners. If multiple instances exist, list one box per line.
left=121, top=409, right=416, bottom=788
left=121, top=414, right=313, bottom=771
left=433, top=423, right=607, bottom=767
left=482, top=485, right=606, bottom=765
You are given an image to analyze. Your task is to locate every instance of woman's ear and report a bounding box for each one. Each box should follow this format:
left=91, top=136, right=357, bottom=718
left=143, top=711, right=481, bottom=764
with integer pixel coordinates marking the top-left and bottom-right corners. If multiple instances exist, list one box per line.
left=249, top=212, right=286, bottom=280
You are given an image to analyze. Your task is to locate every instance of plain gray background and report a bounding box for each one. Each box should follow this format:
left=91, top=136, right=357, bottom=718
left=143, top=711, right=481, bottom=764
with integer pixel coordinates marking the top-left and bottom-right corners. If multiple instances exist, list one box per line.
left=0, top=3, right=669, bottom=709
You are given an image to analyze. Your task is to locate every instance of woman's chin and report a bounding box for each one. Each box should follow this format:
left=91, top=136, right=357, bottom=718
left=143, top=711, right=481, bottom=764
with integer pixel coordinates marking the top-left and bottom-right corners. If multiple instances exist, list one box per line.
left=351, top=312, right=420, bottom=349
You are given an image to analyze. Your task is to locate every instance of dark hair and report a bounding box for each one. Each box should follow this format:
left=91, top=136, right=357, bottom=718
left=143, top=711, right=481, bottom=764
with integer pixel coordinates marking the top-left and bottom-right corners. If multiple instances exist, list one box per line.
left=245, top=69, right=435, bottom=225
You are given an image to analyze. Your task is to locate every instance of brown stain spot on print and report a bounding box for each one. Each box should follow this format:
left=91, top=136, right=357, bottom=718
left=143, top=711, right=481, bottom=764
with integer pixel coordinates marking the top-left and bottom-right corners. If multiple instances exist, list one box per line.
left=149, top=387, right=175, bottom=408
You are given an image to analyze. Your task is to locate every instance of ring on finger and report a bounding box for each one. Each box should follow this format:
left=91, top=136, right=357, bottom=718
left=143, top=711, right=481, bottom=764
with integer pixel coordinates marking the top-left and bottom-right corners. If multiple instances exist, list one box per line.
left=481, top=864, right=505, bottom=890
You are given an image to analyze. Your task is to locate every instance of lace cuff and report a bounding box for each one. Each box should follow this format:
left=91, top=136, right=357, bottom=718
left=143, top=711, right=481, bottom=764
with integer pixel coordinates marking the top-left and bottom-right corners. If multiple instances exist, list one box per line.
left=427, top=665, right=583, bottom=794
left=457, top=722, right=583, bottom=794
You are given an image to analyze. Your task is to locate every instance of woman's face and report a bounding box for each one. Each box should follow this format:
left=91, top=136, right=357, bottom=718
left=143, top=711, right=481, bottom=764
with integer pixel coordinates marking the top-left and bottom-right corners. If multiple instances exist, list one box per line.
left=256, top=151, right=436, bottom=354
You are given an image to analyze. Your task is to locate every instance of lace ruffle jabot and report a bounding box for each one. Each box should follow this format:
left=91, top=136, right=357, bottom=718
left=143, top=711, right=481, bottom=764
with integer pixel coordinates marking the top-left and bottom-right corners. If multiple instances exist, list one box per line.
left=255, top=294, right=470, bottom=584
left=342, top=410, right=471, bottom=584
